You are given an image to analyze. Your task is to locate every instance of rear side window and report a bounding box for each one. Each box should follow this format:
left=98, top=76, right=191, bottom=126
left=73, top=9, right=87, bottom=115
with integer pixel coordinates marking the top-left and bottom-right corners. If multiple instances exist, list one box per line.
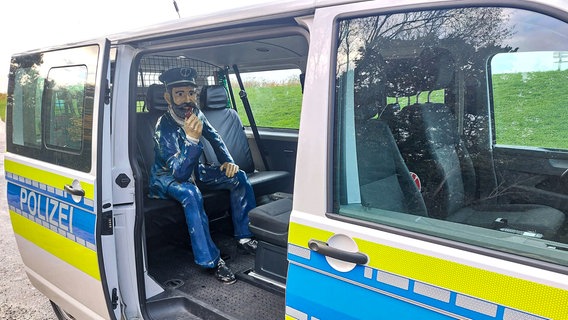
left=230, top=69, right=303, bottom=129
left=10, top=64, right=44, bottom=149
left=491, top=51, right=568, bottom=150
left=7, top=46, right=99, bottom=172
left=44, top=66, right=88, bottom=152
left=333, top=6, right=568, bottom=266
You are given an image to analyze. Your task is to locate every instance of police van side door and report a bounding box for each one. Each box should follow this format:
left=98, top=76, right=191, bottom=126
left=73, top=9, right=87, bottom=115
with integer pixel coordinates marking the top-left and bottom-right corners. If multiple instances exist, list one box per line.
left=5, top=39, right=120, bottom=319
left=287, top=1, right=568, bottom=319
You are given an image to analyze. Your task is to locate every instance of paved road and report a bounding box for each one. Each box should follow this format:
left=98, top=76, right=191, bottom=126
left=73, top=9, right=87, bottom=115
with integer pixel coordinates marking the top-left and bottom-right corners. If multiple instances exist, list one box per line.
left=0, top=120, right=56, bottom=319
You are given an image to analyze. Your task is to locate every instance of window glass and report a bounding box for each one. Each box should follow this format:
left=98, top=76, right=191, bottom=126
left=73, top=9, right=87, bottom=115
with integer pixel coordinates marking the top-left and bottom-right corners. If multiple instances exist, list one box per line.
left=334, top=7, right=568, bottom=266
left=491, top=51, right=568, bottom=149
left=7, top=45, right=98, bottom=172
left=11, top=67, right=44, bottom=148
left=45, top=66, right=87, bottom=152
left=136, top=55, right=223, bottom=113
left=230, top=69, right=302, bottom=129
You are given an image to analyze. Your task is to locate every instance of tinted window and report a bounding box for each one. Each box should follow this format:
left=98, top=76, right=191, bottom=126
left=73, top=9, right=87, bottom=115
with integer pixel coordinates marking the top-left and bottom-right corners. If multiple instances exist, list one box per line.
left=10, top=66, right=44, bottom=148
left=45, top=66, right=88, bottom=152
left=334, top=7, right=568, bottom=266
left=7, top=45, right=99, bottom=172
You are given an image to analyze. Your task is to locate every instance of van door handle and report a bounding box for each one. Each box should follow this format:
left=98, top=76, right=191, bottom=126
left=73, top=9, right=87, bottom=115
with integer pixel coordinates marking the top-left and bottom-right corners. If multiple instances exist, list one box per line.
left=64, top=184, right=85, bottom=197
left=308, top=239, right=368, bottom=265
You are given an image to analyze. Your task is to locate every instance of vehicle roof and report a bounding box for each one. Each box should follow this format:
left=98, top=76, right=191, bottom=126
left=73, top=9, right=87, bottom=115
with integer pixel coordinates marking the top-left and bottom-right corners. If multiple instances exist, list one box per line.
left=108, top=0, right=365, bottom=44
left=111, top=0, right=568, bottom=45
left=13, top=0, right=568, bottom=55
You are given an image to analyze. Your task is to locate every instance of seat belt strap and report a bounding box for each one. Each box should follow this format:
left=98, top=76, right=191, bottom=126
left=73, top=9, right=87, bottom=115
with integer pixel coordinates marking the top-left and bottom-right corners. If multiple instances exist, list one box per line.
left=232, top=64, right=271, bottom=171
left=224, top=66, right=238, bottom=112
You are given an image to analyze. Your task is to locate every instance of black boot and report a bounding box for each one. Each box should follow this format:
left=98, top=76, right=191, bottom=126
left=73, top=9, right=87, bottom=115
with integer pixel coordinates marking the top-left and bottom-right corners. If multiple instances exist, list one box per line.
left=237, top=238, right=257, bottom=255
left=213, top=258, right=236, bottom=284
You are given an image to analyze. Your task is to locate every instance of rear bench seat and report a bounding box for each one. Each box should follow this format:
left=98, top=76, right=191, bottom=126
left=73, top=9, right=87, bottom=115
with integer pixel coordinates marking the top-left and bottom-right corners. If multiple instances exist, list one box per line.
left=198, top=85, right=292, bottom=196
left=138, top=84, right=293, bottom=243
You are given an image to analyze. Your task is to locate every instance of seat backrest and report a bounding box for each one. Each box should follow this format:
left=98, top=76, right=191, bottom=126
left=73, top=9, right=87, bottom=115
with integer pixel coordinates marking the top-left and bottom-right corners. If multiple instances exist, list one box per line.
left=382, top=47, right=479, bottom=218
left=137, top=84, right=169, bottom=193
left=199, top=85, right=255, bottom=173
left=354, top=104, right=427, bottom=216
left=392, top=102, right=476, bottom=218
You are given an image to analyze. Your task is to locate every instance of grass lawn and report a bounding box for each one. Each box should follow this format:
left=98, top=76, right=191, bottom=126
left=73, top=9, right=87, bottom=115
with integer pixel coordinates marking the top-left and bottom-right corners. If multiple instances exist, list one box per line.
left=492, top=69, right=568, bottom=149
left=232, top=82, right=303, bottom=129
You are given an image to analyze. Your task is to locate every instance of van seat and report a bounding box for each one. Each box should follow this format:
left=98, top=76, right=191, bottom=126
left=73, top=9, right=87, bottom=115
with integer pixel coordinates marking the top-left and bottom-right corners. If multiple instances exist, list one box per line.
left=392, top=102, right=565, bottom=238
left=248, top=197, right=293, bottom=247
left=247, top=195, right=293, bottom=283
left=355, top=103, right=427, bottom=216
left=199, top=85, right=292, bottom=197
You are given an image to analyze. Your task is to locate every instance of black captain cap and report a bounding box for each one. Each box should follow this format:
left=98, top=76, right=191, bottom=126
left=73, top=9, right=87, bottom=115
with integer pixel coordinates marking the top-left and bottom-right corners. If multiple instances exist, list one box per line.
left=159, top=67, right=198, bottom=88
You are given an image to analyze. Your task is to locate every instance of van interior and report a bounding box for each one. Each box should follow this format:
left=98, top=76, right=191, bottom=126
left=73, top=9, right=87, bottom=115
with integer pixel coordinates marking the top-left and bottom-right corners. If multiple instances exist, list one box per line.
left=131, top=22, right=308, bottom=319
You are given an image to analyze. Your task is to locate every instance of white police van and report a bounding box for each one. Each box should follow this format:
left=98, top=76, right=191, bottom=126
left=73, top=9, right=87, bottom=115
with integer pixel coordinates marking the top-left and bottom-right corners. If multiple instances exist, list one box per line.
left=5, top=0, right=568, bottom=319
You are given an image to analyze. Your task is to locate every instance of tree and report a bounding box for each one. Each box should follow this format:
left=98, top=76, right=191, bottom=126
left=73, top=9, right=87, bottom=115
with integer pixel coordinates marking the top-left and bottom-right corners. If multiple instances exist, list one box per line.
left=337, top=7, right=515, bottom=110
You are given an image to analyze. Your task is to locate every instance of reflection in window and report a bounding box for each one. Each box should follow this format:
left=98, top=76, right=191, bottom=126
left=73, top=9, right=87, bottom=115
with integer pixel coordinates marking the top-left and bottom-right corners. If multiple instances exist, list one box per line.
left=45, top=66, right=87, bottom=152
left=334, top=7, right=568, bottom=267
left=12, top=67, right=44, bottom=148
left=7, top=45, right=98, bottom=172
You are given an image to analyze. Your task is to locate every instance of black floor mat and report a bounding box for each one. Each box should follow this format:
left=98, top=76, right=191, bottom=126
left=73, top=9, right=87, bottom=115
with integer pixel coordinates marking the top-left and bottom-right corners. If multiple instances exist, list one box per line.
left=147, top=234, right=285, bottom=320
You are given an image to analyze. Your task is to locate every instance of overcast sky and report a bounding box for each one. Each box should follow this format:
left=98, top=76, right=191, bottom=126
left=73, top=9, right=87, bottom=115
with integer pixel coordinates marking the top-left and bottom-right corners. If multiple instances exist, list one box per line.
left=0, top=0, right=270, bottom=91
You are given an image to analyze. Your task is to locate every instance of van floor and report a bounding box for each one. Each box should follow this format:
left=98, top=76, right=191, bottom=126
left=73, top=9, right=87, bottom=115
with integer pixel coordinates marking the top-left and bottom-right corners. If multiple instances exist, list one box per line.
left=146, top=232, right=285, bottom=320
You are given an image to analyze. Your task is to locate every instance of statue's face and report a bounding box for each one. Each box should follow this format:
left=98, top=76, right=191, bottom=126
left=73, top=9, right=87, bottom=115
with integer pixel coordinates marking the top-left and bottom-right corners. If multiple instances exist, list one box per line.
left=165, top=85, right=199, bottom=119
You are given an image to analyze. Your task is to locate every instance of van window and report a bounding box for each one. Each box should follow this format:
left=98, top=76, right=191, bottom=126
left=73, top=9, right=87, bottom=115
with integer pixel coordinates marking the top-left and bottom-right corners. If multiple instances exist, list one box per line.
left=45, top=66, right=88, bottom=152
left=230, top=69, right=303, bottom=129
left=10, top=65, right=45, bottom=148
left=333, top=7, right=568, bottom=266
left=491, top=51, right=568, bottom=150
left=7, top=45, right=98, bottom=172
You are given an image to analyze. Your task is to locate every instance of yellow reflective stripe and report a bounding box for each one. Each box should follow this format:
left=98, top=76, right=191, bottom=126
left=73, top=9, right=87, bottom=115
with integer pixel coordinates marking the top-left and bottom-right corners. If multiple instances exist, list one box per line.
left=288, top=222, right=568, bottom=318
left=288, top=221, right=334, bottom=246
left=10, top=210, right=100, bottom=281
left=4, top=159, right=95, bottom=200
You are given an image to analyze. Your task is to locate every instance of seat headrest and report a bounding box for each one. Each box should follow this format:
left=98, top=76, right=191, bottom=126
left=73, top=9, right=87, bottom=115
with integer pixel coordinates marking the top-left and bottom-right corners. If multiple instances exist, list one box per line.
left=200, top=85, right=228, bottom=110
left=418, top=47, right=455, bottom=91
left=146, top=84, right=168, bottom=112
left=384, top=47, right=455, bottom=97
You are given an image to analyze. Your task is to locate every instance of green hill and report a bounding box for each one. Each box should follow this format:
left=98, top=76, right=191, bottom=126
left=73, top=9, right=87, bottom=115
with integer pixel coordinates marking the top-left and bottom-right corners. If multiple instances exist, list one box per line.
left=232, top=82, right=302, bottom=129
left=492, top=69, right=568, bottom=149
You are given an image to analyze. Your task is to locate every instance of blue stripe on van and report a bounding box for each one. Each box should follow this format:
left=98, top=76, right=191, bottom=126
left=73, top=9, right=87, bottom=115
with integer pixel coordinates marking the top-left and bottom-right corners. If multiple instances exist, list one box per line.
left=6, top=175, right=96, bottom=250
left=286, top=245, right=547, bottom=320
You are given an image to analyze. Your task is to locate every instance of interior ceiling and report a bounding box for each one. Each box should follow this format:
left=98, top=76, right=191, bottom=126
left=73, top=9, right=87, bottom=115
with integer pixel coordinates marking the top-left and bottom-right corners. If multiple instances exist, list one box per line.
left=158, top=35, right=309, bottom=73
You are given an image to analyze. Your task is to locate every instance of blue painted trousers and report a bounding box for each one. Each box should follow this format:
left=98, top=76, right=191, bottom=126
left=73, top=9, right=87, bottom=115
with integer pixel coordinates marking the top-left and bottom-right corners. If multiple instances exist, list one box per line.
left=166, top=165, right=256, bottom=268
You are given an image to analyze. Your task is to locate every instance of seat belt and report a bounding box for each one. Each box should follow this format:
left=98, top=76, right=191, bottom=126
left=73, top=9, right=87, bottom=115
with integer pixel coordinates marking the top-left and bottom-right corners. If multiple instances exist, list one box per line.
left=224, top=66, right=238, bottom=112
left=232, top=64, right=271, bottom=170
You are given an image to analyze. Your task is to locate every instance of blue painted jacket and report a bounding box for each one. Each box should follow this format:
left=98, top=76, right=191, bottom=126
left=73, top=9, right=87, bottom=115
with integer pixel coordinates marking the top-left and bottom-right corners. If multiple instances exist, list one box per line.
left=149, top=110, right=233, bottom=198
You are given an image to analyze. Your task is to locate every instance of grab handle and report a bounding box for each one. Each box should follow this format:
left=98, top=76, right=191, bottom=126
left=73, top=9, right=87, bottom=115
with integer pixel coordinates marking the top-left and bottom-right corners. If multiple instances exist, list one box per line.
left=308, top=239, right=368, bottom=265
left=64, top=184, right=85, bottom=197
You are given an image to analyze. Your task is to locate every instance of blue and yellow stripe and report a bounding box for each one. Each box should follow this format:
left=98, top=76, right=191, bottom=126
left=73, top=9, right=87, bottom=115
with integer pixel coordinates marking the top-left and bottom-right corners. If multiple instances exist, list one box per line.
left=286, top=222, right=568, bottom=319
left=5, top=159, right=100, bottom=280
left=5, top=159, right=95, bottom=200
